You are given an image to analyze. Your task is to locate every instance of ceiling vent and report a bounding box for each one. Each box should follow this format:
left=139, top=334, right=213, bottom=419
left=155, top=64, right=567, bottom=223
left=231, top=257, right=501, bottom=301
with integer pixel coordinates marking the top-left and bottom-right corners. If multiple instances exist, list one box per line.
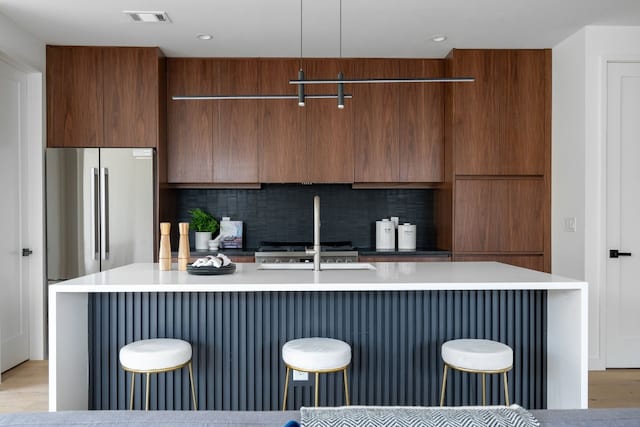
left=123, top=11, right=171, bottom=23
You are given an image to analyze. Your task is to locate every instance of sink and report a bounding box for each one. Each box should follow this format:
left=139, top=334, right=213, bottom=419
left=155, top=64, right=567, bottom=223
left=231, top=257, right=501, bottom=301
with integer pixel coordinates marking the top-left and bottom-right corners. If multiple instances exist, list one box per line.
left=258, top=263, right=376, bottom=271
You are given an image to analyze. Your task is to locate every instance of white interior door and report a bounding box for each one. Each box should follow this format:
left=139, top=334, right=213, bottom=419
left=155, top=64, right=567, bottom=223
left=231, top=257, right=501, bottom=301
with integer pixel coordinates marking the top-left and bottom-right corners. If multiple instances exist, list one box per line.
left=0, top=58, right=30, bottom=373
left=606, top=61, right=640, bottom=367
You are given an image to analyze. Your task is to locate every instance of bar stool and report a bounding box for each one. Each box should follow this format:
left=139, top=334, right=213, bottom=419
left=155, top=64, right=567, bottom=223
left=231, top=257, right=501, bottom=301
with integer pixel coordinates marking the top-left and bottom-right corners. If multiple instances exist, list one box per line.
left=119, top=338, right=197, bottom=410
left=439, top=339, right=513, bottom=406
left=281, top=337, right=351, bottom=410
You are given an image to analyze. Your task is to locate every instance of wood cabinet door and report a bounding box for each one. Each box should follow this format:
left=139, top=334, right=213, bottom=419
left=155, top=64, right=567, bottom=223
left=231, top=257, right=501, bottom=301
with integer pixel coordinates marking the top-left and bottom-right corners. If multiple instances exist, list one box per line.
left=451, top=50, right=549, bottom=175
left=398, top=59, right=444, bottom=182
left=102, top=47, right=158, bottom=148
left=167, top=58, right=216, bottom=183
left=215, top=59, right=259, bottom=183
left=350, top=59, right=399, bottom=182
left=259, top=59, right=305, bottom=182
left=47, top=46, right=103, bottom=147
left=454, top=178, right=545, bottom=252
left=304, top=59, right=354, bottom=183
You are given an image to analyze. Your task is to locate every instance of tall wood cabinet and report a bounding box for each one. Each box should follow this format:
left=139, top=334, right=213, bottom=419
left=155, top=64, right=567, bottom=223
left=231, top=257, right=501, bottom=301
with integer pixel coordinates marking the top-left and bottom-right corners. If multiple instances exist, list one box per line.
left=437, top=49, right=551, bottom=272
left=47, top=46, right=162, bottom=148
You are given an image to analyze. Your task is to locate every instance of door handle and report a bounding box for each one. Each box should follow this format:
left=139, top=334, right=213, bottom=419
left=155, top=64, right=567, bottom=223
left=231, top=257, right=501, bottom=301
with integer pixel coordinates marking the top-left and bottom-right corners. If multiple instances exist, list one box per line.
left=100, top=167, right=110, bottom=260
left=610, top=249, right=632, bottom=258
left=91, top=167, right=100, bottom=260
left=22, top=248, right=33, bottom=256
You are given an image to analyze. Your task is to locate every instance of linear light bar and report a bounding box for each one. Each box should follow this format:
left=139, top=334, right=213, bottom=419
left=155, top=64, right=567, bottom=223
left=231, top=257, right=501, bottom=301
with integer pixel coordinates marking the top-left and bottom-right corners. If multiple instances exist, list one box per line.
left=172, top=94, right=353, bottom=101
left=289, top=77, right=475, bottom=84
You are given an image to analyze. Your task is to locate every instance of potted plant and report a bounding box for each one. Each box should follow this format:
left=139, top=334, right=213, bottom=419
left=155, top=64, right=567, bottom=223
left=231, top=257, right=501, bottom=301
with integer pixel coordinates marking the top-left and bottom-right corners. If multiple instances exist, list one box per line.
left=189, top=208, right=219, bottom=251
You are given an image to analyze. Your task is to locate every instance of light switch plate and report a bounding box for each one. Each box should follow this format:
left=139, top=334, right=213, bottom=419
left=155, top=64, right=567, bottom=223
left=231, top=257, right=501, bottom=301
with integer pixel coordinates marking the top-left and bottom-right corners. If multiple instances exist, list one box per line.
left=564, top=217, right=577, bottom=232
left=293, top=370, right=308, bottom=381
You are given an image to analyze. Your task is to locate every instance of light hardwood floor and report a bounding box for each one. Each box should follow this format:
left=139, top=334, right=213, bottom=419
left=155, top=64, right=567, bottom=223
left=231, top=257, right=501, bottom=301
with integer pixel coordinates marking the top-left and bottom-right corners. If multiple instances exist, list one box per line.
left=0, top=361, right=639, bottom=412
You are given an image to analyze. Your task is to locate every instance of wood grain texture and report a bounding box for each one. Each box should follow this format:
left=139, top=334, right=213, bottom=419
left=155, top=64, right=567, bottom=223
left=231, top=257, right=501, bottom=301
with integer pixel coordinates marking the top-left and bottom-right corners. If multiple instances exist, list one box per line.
left=215, top=59, right=259, bottom=183
left=304, top=59, right=354, bottom=183
left=453, top=254, right=545, bottom=272
left=167, top=58, right=216, bottom=183
left=349, top=59, right=399, bottom=182
left=451, top=49, right=547, bottom=175
left=102, top=47, right=158, bottom=148
left=454, top=178, right=545, bottom=253
left=398, top=59, right=444, bottom=182
left=258, top=59, right=306, bottom=182
left=46, top=46, right=103, bottom=147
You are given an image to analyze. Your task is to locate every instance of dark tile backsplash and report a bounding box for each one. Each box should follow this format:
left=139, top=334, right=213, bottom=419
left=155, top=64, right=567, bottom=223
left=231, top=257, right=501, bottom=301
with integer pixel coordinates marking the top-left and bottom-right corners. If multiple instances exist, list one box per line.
left=176, top=184, right=436, bottom=249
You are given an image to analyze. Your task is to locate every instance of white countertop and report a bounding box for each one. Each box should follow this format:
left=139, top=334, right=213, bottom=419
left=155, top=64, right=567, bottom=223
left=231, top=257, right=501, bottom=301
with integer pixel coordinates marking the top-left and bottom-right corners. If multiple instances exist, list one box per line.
left=49, top=262, right=584, bottom=293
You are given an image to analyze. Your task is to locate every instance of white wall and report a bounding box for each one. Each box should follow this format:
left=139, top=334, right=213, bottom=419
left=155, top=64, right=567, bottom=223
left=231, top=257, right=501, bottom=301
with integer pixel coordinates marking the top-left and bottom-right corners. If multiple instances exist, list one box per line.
left=0, top=12, right=46, bottom=360
left=553, top=25, right=640, bottom=370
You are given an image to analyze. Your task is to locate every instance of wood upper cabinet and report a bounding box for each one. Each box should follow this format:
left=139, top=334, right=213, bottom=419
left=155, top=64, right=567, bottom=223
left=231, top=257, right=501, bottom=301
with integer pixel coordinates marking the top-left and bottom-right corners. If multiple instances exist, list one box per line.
left=398, top=59, right=444, bottom=182
left=47, top=46, right=161, bottom=148
left=47, top=46, right=104, bottom=147
left=258, top=59, right=306, bottom=182
left=449, top=49, right=550, bottom=175
left=303, top=59, right=354, bottom=183
left=167, top=58, right=216, bottom=183
left=349, top=59, right=400, bottom=183
left=454, top=178, right=545, bottom=253
left=102, top=48, right=159, bottom=147
left=215, top=59, right=259, bottom=183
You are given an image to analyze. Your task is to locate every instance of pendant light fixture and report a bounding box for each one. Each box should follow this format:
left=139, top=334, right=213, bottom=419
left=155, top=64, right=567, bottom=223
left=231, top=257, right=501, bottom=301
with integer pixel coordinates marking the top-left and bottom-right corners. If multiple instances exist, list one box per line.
left=297, top=0, right=305, bottom=107
left=337, top=0, right=345, bottom=109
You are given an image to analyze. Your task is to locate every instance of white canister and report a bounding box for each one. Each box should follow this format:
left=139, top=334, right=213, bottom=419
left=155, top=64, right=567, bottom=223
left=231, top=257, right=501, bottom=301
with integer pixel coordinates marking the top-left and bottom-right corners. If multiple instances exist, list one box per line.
left=376, top=219, right=396, bottom=251
left=398, top=223, right=417, bottom=251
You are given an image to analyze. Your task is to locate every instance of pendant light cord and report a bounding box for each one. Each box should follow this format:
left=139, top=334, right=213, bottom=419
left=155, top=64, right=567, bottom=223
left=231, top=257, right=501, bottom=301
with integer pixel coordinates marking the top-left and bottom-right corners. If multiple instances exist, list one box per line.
left=339, top=0, right=342, bottom=59
left=300, top=0, right=303, bottom=70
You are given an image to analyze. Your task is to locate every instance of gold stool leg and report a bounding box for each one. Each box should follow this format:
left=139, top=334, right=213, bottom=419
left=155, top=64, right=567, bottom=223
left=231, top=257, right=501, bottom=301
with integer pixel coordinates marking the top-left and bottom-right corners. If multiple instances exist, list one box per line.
left=282, top=366, right=291, bottom=411
left=315, top=372, right=320, bottom=407
left=440, top=364, right=448, bottom=406
left=129, top=372, right=135, bottom=410
left=145, top=372, right=150, bottom=411
left=343, top=368, right=350, bottom=406
left=482, top=373, right=486, bottom=406
left=188, top=362, right=198, bottom=410
left=503, top=372, right=510, bottom=406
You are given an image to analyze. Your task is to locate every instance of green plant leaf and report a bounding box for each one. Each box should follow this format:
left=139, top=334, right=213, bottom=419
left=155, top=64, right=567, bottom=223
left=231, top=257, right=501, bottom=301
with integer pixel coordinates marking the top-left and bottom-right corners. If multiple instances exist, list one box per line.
left=188, top=208, right=219, bottom=233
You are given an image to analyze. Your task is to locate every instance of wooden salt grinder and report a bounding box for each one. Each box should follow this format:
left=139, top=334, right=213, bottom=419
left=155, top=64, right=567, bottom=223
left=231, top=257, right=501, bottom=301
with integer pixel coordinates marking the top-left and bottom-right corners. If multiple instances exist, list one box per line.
left=159, top=222, right=171, bottom=271
left=178, top=222, right=190, bottom=271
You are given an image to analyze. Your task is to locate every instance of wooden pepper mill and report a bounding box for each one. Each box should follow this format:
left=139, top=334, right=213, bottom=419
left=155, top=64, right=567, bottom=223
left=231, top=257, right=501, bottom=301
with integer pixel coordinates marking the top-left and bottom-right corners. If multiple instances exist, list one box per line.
left=178, top=222, right=190, bottom=271
left=159, top=222, right=171, bottom=271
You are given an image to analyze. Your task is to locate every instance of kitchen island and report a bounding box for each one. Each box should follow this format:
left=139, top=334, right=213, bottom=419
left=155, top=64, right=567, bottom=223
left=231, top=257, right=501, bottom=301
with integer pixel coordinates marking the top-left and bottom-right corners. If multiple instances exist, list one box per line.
left=49, top=262, right=587, bottom=411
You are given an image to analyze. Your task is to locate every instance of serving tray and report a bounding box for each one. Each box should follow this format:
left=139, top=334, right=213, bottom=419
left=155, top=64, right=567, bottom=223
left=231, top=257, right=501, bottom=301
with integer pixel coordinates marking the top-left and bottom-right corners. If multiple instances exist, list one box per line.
left=186, top=263, right=236, bottom=275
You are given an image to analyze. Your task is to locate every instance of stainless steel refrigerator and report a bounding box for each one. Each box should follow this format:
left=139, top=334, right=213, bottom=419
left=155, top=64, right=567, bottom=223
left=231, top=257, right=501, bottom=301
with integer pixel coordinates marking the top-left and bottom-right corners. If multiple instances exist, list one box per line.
left=46, top=148, right=155, bottom=282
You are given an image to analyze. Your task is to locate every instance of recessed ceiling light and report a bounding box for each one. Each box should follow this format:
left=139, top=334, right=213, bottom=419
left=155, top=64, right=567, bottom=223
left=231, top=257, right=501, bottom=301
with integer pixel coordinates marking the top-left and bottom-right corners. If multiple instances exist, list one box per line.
left=196, top=34, right=213, bottom=40
left=123, top=11, right=171, bottom=23
left=431, top=34, right=447, bottom=42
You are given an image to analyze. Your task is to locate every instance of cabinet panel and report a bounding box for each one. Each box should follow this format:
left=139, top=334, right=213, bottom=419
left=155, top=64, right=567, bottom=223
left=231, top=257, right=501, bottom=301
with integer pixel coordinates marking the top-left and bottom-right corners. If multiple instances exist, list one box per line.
left=454, top=254, right=545, bottom=272
left=451, top=50, right=548, bottom=175
left=259, top=59, right=305, bottom=182
left=359, top=256, right=450, bottom=263
left=47, top=46, right=103, bottom=147
left=398, top=59, right=444, bottom=182
left=349, top=59, right=399, bottom=182
left=215, top=59, right=259, bottom=183
left=102, top=48, right=158, bottom=148
left=167, top=59, right=216, bottom=183
left=454, top=179, right=545, bottom=252
left=304, top=59, right=354, bottom=183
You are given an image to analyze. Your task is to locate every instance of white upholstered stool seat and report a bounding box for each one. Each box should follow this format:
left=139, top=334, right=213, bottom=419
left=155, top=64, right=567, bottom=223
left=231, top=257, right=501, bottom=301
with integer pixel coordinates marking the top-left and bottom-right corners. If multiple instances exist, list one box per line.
left=440, top=339, right=513, bottom=406
left=282, top=337, right=351, bottom=409
left=119, top=338, right=197, bottom=410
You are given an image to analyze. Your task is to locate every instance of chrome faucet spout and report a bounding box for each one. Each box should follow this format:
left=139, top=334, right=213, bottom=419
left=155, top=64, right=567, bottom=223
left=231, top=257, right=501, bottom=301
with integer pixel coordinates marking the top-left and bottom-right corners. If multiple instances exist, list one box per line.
left=313, top=195, right=321, bottom=271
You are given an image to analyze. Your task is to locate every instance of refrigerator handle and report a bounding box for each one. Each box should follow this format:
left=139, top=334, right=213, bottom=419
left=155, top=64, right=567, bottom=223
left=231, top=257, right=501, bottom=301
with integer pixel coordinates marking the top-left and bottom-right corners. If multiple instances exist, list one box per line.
left=100, top=167, right=110, bottom=260
left=91, top=167, right=100, bottom=260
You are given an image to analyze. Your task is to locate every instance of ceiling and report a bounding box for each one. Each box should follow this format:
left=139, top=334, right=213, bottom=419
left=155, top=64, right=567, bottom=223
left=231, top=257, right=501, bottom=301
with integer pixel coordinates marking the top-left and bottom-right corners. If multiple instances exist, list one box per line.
left=1, top=0, right=640, bottom=58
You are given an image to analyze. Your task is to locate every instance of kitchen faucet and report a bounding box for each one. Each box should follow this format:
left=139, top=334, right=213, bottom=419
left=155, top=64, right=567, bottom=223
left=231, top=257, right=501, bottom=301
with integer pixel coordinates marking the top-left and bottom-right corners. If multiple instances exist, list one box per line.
left=306, top=195, right=321, bottom=271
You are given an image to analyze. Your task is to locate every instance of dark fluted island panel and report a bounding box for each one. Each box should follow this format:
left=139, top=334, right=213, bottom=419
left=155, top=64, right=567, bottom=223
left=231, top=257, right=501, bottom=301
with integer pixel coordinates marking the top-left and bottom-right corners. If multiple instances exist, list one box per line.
left=88, top=290, right=546, bottom=410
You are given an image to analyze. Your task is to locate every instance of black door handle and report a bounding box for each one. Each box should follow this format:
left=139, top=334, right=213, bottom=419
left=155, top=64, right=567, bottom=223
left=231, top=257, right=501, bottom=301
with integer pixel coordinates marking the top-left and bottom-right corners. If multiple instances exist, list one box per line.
left=610, top=249, right=632, bottom=258
left=22, top=248, right=33, bottom=256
